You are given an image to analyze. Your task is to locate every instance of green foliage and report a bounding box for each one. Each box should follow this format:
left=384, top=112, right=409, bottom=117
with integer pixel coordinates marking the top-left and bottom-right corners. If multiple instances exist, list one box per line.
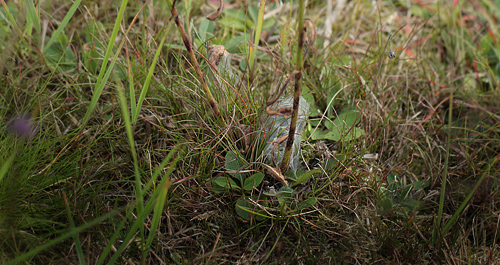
left=224, top=150, right=246, bottom=184
left=243, top=172, right=264, bottom=191
left=43, top=34, right=77, bottom=73
left=308, top=104, right=365, bottom=141
left=213, top=150, right=318, bottom=221
left=377, top=173, right=430, bottom=215
left=235, top=197, right=268, bottom=221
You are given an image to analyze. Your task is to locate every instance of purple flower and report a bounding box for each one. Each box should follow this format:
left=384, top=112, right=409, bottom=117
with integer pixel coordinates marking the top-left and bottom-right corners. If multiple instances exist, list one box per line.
left=8, top=114, right=36, bottom=139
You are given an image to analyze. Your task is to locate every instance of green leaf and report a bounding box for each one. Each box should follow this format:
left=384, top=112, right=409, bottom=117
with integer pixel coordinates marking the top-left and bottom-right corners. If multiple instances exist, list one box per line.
left=308, top=118, right=321, bottom=127
left=413, top=180, right=430, bottom=190
left=297, top=197, right=317, bottom=211
left=285, top=169, right=305, bottom=182
left=44, top=40, right=77, bottom=73
left=239, top=58, right=247, bottom=71
left=224, top=33, right=251, bottom=53
left=326, top=84, right=342, bottom=115
left=82, top=42, right=103, bottom=74
left=323, top=127, right=364, bottom=141
left=243, top=173, right=264, bottom=191
left=302, top=86, right=315, bottom=106
left=292, top=169, right=321, bottom=186
left=235, top=197, right=268, bottom=221
left=213, top=177, right=241, bottom=191
left=398, top=185, right=412, bottom=201
left=312, top=105, right=364, bottom=141
left=277, top=186, right=294, bottom=205
left=235, top=201, right=249, bottom=220
left=248, top=4, right=259, bottom=23
left=401, top=199, right=420, bottom=209
left=219, top=9, right=249, bottom=31
left=211, top=180, right=226, bottom=193
left=24, top=0, right=40, bottom=35
left=326, top=109, right=358, bottom=129
left=309, top=128, right=327, bottom=140
left=225, top=151, right=246, bottom=184
left=321, top=159, right=337, bottom=171
left=197, top=19, right=213, bottom=43
left=379, top=198, right=393, bottom=211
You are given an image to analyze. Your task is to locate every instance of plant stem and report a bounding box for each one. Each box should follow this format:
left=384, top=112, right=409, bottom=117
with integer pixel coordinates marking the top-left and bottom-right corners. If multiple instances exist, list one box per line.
left=280, top=0, right=305, bottom=173
left=167, top=0, right=223, bottom=122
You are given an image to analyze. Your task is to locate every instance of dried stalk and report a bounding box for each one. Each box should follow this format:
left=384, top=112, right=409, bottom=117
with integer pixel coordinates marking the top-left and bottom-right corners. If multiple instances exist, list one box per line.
left=167, top=0, right=223, bottom=121
left=280, top=0, right=305, bottom=173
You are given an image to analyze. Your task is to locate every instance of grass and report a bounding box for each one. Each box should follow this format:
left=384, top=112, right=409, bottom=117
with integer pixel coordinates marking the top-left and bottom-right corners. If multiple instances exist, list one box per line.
left=1, top=0, right=500, bottom=263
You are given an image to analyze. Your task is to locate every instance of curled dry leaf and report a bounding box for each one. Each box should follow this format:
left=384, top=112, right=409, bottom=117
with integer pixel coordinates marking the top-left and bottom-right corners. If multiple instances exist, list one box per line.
left=303, top=19, right=316, bottom=46
left=260, top=163, right=288, bottom=186
left=265, top=106, right=293, bottom=117
left=272, top=134, right=289, bottom=153
left=206, top=0, right=224, bottom=21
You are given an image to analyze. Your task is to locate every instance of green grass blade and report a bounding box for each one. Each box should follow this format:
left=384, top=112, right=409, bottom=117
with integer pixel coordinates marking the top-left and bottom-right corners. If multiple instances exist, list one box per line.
left=115, top=74, right=145, bottom=247
left=4, top=210, right=119, bottom=265
left=435, top=87, right=453, bottom=242
left=63, top=193, right=85, bottom=265
left=126, top=47, right=137, bottom=121
left=143, top=168, right=174, bottom=259
left=80, top=0, right=129, bottom=127
left=247, top=0, right=265, bottom=77
left=43, top=0, right=82, bottom=52
left=24, top=0, right=40, bottom=35
left=95, top=214, right=128, bottom=265
left=132, top=26, right=170, bottom=123
left=143, top=144, right=182, bottom=193
left=442, top=157, right=498, bottom=235
left=106, top=193, right=157, bottom=265
left=0, top=0, right=29, bottom=49
left=0, top=144, right=18, bottom=183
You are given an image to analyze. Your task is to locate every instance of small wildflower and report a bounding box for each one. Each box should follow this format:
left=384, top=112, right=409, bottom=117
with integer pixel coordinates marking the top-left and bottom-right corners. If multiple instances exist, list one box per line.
left=8, top=114, right=36, bottom=139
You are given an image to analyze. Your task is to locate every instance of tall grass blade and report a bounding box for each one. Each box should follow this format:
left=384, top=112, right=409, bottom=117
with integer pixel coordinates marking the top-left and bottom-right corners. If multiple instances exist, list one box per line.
left=133, top=24, right=172, bottom=123
left=142, top=157, right=180, bottom=259
left=4, top=210, right=119, bottom=265
left=442, top=157, right=498, bottom=235
left=63, top=193, right=86, bottom=265
left=105, top=188, right=161, bottom=264
left=95, top=213, right=128, bottom=265
left=125, top=46, right=137, bottom=120
left=434, top=87, right=453, bottom=242
left=81, top=0, right=129, bottom=127
left=247, top=0, right=266, bottom=78
left=24, top=0, right=40, bottom=35
left=115, top=74, right=145, bottom=248
left=43, top=0, right=82, bottom=52
left=0, top=144, right=18, bottom=183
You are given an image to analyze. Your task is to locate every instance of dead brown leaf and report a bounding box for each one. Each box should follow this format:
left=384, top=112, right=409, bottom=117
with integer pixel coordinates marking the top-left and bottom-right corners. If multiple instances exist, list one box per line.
left=206, top=0, right=224, bottom=21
